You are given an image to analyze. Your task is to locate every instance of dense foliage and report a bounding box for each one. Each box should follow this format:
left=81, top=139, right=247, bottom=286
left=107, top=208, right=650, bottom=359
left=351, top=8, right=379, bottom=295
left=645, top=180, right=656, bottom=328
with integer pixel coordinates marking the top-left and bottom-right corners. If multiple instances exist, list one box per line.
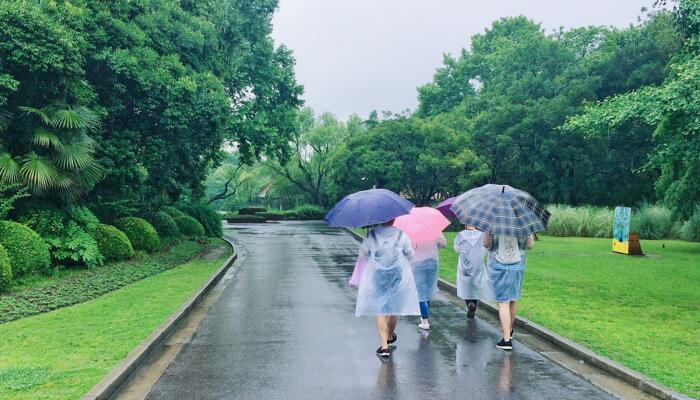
left=151, top=211, right=180, bottom=238
left=182, top=203, right=222, bottom=237
left=15, top=205, right=103, bottom=268
left=0, top=221, right=50, bottom=277
left=0, top=0, right=302, bottom=213
left=173, top=215, right=205, bottom=238
left=88, top=224, right=134, bottom=262
left=0, top=244, right=10, bottom=291
left=0, top=239, right=205, bottom=323
left=113, top=217, right=160, bottom=253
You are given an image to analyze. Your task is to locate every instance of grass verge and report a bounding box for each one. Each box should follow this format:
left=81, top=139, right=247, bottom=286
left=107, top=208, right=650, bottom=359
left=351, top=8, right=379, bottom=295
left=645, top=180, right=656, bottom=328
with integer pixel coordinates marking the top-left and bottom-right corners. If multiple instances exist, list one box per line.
left=0, top=239, right=212, bottom=323
left=438, top=232, right=699, bottom=398
left=0, top=239, right=232, bottom=400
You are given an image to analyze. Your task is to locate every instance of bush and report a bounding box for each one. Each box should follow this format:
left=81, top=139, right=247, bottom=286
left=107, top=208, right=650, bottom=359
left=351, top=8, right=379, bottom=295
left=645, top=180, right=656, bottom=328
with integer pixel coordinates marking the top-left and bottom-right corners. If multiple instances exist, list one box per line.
left=152, top=211, right=180, bottom=237
left=183, top=203, right=222, bottom=237
left=238, top=207, right=267, bottom=215
left=114, top=217, right=160, bottom=252
left=68, top=206, right=100, bottom=227
left=0, top=221, right=51, bottom=277
left=0, top=244, right=11, bottom=291
left=227, top=215, right=266, bottom=223
left=283, top=204, right=327, bottom=220
left=681, top=205, right=700, bottom=242
left=16, top=205, right=103, bottom=268
left=631, top=203, right=674, bottom=240
left=173, top=215, right=205, bottom=237
left=161, top=205, right=186, bottom=219
left=257, top=212, right=285, bottom=221
left=88, top=224, right=135, bottom=261
left=47, top=222, right=104, bottom=268
left=546, top=205, right=612, bottom=238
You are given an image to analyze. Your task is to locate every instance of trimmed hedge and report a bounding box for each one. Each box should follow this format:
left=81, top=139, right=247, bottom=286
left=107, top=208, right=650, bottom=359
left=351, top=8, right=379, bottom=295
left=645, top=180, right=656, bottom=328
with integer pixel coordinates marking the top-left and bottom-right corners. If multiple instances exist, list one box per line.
left=257, top=212, right=285, bottom=221
left=174, top=215, right=205, bottom=237
left=184, top=203, right=222, bottom=237
left=238, top=207, right=266, bottom=215
left=89, top=224, right=134, bottom=262
left=227, top=215, right=266, bottom=223
left=284, top=204, right=326, bottom=220
left=0, top=221, right=51, bottom=277
left=152, top=211, right=180, bottom=237
left=161, top=206, right=186, bottom=219
left=114, top=217, right=160, bottom=252
left=0, top=244, right=11, bottom=291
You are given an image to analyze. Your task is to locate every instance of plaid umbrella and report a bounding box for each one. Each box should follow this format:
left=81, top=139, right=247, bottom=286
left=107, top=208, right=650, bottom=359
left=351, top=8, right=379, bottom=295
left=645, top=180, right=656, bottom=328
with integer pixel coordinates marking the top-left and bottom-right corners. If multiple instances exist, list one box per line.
left=450, top=184, right=550, bottom=237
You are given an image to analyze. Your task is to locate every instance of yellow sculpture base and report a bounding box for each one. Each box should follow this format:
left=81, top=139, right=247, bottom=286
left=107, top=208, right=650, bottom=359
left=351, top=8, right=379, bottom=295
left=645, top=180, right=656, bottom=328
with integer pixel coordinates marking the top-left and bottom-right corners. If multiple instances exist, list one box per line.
left=612, top=240, right=629, bottom=254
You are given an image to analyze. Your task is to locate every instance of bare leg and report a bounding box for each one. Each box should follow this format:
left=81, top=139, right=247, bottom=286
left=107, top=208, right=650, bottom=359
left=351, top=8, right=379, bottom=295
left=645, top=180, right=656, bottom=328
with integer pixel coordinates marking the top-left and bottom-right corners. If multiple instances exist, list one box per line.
left=497, top=302, right=512, bottom=340
left=376, top=316, right=389, bottom=349
left=509, top=302, right=517, bottom=332
left=388, top=315, right=398, bottom=337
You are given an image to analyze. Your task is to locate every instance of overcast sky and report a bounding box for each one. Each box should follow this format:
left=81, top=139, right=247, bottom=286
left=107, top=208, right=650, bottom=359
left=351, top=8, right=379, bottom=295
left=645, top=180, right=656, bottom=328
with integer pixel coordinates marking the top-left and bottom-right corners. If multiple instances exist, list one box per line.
left=272, top=0, right=657, bottom=120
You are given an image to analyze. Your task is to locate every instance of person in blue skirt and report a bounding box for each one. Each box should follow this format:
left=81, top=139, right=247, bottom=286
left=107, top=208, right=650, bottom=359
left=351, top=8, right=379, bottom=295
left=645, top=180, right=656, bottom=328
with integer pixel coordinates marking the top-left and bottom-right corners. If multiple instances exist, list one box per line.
left=483, top=233, right=534, bottom=351
left=411, top=234, right=446, bottom=330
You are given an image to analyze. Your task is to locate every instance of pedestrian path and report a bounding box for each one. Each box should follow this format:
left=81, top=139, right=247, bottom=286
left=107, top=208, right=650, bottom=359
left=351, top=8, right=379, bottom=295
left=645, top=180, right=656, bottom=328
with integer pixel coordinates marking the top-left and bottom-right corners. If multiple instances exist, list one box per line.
left=143, top=221, right=618, bottom=399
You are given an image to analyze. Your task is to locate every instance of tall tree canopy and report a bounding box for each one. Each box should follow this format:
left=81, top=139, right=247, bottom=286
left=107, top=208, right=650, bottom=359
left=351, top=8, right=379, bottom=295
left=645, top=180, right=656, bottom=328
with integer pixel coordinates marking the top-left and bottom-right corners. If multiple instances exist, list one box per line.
left=0, top=0, right=303, bottom=213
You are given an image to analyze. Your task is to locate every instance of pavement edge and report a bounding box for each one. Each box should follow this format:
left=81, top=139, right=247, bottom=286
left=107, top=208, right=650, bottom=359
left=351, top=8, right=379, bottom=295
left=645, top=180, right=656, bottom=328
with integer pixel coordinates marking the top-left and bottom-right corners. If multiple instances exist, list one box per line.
left=341, top=227, right=692, bottom=400
left=81, top=236, right=238, bottom=400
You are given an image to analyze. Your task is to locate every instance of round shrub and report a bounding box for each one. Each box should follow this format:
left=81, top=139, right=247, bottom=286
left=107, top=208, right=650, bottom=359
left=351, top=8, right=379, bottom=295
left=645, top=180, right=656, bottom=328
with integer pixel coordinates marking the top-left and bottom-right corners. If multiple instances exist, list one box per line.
left=161, top=206, right=186, bottom=219
left=152, top=211, right=180, bottom=237
left=0, top=244, right=11, bottom=291
left=0, top=221, right=51, bottom=277
left=113, top=217, right=160, bottom=253
left=88, top=224, right=134, bottom=261
left=173, top=216, right=205, bottom=237
left=14, top=205, right=66, bottom=237
left=183, top=203, right=222, bottom=237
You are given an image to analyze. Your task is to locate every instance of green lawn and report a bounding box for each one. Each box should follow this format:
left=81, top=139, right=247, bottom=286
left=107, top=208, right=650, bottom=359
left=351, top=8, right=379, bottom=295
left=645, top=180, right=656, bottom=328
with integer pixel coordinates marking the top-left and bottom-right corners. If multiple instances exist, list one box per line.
left=439, top=232, right=699, bottom=398
left=0, top=240, right=232, bottom=400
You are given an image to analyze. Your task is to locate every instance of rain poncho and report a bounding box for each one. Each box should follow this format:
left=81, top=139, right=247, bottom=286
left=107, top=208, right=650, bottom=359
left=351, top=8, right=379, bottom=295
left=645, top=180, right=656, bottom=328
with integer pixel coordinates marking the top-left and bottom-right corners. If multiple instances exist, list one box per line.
left=484, top=235, right=530, bottom=302
left=410, top=234, right=446, bottom=302
left=355, top=226, right=420, bottom=316
left=454, top=230, right=487, bottom=300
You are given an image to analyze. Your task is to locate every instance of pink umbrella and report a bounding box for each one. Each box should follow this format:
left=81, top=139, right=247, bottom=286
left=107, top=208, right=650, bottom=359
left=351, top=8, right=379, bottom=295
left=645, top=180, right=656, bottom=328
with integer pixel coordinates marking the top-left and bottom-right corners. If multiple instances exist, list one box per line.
left=394, top=207, right=451, bottom=244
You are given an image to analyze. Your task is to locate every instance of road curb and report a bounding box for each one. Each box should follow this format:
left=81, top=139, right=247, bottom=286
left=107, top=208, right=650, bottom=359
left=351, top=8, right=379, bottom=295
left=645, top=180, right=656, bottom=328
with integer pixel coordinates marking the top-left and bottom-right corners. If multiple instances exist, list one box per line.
left=341, top=227, right=691, bottom=400
left=82, top=237, right=238, bottom=400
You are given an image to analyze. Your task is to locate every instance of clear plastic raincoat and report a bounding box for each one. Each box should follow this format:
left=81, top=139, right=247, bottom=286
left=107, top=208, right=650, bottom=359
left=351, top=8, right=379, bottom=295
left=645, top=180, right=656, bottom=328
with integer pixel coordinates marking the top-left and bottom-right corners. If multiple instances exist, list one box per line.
left=454, top=230, right=487, bottom=300
left=355, top=226, right=420, bottom=316
left=410, top=234, right=446, bottom=302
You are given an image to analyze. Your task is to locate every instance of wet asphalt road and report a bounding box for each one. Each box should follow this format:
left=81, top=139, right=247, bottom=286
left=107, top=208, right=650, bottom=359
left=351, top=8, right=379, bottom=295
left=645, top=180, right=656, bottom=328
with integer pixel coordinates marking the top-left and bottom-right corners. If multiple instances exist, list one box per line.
left=146, top=221, right=615, bottom=400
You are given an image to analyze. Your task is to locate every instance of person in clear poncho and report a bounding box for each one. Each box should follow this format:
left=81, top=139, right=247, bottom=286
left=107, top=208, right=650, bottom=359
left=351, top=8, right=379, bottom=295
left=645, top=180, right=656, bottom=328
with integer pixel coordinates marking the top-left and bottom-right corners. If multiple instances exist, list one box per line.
left=411, top=234, right=446, bottom=330
left=356, top=220, right=420, bottom=358
left=454, top=225, right=487, bottom=318
left=483, top=233, right=534, bottom=351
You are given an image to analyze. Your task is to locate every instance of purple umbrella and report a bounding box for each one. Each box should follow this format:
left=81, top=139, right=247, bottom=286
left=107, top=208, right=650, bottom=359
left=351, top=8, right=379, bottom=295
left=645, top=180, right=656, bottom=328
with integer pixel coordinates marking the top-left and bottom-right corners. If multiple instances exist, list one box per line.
left=436, top=197, right=456, bottom=219
left=324, top=189, right=414, bottom=228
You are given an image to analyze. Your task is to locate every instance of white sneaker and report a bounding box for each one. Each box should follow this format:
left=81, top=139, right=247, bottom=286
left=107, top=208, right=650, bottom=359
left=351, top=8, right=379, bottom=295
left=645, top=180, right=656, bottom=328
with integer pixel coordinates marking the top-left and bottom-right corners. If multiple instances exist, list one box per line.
left=418, top=321, right=430, bottom=330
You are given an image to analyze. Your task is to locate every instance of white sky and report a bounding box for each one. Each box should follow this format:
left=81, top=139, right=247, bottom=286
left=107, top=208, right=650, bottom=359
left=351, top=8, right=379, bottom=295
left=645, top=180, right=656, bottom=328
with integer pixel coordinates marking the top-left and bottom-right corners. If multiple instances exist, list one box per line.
left=272, top=0, right=658, bottom=120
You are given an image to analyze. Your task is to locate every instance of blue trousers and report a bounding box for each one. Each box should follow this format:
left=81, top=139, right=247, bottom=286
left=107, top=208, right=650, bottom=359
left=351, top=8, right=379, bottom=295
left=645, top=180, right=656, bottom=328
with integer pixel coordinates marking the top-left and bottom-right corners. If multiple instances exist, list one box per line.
left=419, top=301, right=430, bottom=319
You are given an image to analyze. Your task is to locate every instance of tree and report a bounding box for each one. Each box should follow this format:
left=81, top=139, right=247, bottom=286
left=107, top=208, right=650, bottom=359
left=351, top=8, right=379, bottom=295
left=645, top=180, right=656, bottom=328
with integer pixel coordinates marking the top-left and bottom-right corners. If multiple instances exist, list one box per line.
left=564, top=0, right=700, bottom=217
left=268, top=109, right=356, bottom=206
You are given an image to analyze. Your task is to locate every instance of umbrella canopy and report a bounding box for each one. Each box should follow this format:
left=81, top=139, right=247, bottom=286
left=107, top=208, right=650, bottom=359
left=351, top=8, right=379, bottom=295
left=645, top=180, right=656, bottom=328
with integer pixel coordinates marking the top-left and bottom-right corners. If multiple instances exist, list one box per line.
left=435, top=197, right=456, bottom=219
left=394, top=207, right=450, bottom=244
left=450, top=184, right=550, bottom=237
left=324, top=189, right=414, bottom=228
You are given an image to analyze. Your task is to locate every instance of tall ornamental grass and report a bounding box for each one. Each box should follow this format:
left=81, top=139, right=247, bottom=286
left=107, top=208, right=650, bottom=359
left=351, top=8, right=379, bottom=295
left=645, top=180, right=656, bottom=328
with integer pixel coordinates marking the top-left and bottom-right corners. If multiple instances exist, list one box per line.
left=630, top=203, right=674, bottom=240
left=546, top=205, right=613, bottom=238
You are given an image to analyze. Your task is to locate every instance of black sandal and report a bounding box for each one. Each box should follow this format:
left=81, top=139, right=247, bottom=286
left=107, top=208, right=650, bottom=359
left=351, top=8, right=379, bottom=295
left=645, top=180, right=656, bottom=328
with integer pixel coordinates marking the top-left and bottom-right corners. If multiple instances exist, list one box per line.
left=376, top=347, right=390, bottom=357
left=387, top=332, right=397, bottom=346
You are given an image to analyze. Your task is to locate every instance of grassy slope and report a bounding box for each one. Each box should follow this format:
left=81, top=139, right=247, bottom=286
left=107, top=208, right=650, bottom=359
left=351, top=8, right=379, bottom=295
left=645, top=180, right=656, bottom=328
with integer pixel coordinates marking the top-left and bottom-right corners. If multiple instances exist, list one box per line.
left=0, top=240, right=231, bottom=400
left=439, top=232, right=699, bottom=397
